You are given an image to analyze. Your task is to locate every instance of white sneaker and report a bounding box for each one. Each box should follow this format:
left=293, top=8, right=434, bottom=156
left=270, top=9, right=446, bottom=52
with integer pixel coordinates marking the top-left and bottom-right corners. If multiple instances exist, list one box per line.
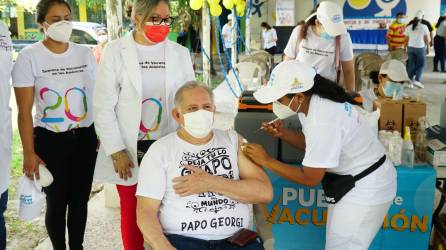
left=412, top=81, right=425, bottom=88
left=407, top=82, right=414, bottom=89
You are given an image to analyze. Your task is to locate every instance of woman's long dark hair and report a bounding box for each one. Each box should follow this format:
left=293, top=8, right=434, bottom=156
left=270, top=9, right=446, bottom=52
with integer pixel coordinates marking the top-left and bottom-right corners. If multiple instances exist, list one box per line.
left=300, top=74, right=361, bottom=105
left=436, top=16, right=446, bottom=28
left=261, top=22, right=271, bottom=30
left=296, top=4, right=319, bottom=40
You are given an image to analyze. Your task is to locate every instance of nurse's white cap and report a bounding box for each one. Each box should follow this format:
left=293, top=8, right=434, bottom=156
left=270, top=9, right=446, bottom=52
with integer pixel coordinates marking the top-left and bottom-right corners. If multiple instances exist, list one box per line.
left=379, top=59, right=410, bottom=82
left=254, top=61, right=316, bottom=104
left=315, top=1, right=347, bottom=36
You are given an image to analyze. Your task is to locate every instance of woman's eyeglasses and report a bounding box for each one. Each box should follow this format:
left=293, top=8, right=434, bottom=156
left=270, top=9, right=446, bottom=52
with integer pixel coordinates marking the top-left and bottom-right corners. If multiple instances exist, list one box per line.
left=146, top=16, right=175, bottom=26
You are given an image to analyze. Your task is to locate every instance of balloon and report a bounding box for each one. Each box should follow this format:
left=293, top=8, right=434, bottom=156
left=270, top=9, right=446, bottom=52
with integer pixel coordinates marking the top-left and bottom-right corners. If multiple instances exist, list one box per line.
left=234, top=0, right=244, bottom=6
left=210, top=4, right=223, bottom=16
left=207, top=0, right=220, bottom=6
left=236, top=1, right=246, bottom=16
left=223, top=0, right=234, bottom=10
left=190, top=0, right=202, bottom=10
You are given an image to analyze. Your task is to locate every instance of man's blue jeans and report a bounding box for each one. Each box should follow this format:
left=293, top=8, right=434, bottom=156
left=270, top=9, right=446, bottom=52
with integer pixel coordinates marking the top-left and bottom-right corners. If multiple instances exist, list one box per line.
left=166, top=233, right=264, bottom=250
left=0, top=190, right=8, bottom=250
left=407, top=47, right=426, bottom=82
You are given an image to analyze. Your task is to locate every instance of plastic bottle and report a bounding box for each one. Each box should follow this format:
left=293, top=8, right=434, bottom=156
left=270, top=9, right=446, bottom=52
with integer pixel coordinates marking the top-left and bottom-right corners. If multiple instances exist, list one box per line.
left=415, top=117, right=427, bottom=163
left=389, top=131, right=402, bottom=166
left=441, top=98, right=446, bottom=129
left=402, top=126, right=415, bottom=168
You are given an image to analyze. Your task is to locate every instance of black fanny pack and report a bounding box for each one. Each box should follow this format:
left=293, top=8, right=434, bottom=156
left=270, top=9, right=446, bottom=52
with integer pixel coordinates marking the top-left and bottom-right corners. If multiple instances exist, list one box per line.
left=321, top=155, right=386, bottom=204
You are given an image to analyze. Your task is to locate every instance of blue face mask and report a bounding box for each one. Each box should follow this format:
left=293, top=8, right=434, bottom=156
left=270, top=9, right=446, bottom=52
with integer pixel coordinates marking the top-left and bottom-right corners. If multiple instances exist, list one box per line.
left=382, top=81, right=403, bottom=98
left=320, top=31, right=334, bottom=40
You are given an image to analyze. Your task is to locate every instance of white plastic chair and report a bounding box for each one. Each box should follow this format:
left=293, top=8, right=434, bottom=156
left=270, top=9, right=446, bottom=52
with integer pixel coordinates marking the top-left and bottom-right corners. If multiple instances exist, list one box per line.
left=234, top=62, right=262, bottom=91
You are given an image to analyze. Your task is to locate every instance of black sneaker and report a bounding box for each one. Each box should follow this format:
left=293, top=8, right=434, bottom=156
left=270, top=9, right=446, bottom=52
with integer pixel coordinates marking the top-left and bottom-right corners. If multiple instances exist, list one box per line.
left=434, top=69, right=439, bottom=72
left=441, top=70, right=446, bottom=73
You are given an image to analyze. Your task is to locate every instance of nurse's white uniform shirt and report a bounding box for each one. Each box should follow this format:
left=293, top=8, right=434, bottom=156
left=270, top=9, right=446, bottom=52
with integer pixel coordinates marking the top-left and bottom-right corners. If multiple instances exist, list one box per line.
left=299, top=95, right=396, bottom=205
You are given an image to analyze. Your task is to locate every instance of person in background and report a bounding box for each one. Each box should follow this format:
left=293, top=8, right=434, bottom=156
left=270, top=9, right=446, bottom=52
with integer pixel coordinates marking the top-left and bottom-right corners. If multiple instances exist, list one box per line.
left=12, top=0, right=98, bottom=249
left=92, top=28, right=108, bottom=63
left=414, top=10, right=434, bottom=47
left=244, top=60, right=396, bottom=250
left=283, top=2, right=355, bottom=92
left=261, top=22, right=277, bottom=55
left=0, top=20, right=13, bottom=250
left=405, top=12, right=430, bottom=89
left=386, top=12, right=407, bottom=51
left=136, top=82, right=272, bottom=250
left=359, top=60, right=409, bottom=110
left=434, top=14, right=446, bottom=72
left=93, top=0, right=195, bottom=248
left=222, top=14, right=233, bottom=70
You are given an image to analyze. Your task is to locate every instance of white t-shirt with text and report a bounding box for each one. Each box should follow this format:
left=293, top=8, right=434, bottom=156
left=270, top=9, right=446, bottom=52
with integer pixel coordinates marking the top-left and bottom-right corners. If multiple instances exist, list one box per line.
left=135, top=41, right=168, bottom=141
left=284, top=25, right=354, bottom=82
left=12, top=42, right=96, bottom=133
left=299, top=95, right=396, bottom=205
left=136, top=129, right=250, bottom=240
left=405, top=23, right=429, bottom=48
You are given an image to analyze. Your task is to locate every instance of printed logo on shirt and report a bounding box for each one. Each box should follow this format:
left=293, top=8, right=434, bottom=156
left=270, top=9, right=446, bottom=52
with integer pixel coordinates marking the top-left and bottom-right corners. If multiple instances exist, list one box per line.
left=139, top=61, right=165, bottom=69
left=179, top=147, right=239, bottom=214
left=139, top=97, right=163, bottom=140
left=41, top=65, right=88, bottom=76
left=0, top=35, right=12, bottom=52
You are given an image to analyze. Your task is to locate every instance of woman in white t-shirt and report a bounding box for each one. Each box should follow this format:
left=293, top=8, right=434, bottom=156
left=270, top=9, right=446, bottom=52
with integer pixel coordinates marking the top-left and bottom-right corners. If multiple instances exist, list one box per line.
left=12, top=0, right=97, bottom=249
left=405, top=15, right=430, bottom=88
left=261, top=22, right=277, bottom=55
left=284, top=2, right=355, bottom=91
left=244, top=61, right=397, bottom=250
left=0, top=20, right=12, bottom=250
left=92, top=0, right=195, bottom=248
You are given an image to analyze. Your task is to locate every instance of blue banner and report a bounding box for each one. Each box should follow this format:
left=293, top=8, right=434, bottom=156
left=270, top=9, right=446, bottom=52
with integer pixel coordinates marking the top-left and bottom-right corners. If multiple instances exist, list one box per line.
left=259, top=165, right=436, bottom=250
left=442, top=0, right=446, bottom=15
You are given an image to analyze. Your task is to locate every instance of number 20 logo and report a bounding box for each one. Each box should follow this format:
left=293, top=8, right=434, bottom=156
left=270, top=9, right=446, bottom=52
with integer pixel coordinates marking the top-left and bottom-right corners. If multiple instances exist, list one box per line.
left=40, top=87, right=88, bottom=123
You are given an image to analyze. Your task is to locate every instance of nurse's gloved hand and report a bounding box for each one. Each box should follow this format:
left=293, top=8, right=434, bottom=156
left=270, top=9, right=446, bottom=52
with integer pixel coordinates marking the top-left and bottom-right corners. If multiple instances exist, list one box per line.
left=23, top=153, right=45, bottom=180
left=261, top=119, right=285, bottom=138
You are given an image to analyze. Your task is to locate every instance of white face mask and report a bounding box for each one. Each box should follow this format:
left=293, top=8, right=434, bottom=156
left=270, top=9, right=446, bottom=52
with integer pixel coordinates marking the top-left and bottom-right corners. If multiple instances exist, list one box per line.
left=272, top=96, right=302, bottom=120
left=182, top=109, right=214, bottom=139
left=98, top=34, right=108, bottom=44
left=44, top=20, right=73, bottom=43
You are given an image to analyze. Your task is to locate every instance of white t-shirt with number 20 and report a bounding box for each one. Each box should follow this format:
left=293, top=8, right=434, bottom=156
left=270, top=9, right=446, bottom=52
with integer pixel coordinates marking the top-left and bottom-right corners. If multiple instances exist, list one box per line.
left=12, top=42, right=96, bottom=133
left=136, top=129, right=249, bottom=240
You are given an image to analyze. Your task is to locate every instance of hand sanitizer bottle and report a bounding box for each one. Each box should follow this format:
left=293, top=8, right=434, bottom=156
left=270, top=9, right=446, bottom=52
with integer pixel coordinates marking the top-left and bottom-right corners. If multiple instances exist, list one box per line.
left=402, top=126, right=415, bottom=168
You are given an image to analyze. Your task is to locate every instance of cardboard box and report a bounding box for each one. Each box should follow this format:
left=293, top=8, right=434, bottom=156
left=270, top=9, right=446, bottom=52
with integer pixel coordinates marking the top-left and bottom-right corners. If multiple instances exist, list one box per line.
left=402, top=100, right=427, bottom=143
left=375, top=98, right=403, bottom=132
left=426, top=139, right=446, bottom=167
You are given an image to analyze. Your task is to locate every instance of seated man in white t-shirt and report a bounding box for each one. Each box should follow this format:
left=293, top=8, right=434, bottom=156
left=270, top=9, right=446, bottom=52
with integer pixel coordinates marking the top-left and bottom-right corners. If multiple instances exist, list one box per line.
left=136, top=81, right=273, bottom=250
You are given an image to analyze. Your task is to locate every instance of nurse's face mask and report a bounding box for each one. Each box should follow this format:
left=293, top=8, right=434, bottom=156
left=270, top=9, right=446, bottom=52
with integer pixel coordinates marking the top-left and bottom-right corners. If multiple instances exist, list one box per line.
left=273, top=96, right=302, bottom=120
left=382, top=80, right=403, bottom=98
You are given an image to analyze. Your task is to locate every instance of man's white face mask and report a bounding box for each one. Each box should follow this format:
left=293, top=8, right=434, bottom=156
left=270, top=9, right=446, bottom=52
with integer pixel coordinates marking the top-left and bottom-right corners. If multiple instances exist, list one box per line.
left=182, top=109, right=214, bottom=138
left=44, top=20, right=73, bottom=43
left=272, top=96, right=302, bottom=120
